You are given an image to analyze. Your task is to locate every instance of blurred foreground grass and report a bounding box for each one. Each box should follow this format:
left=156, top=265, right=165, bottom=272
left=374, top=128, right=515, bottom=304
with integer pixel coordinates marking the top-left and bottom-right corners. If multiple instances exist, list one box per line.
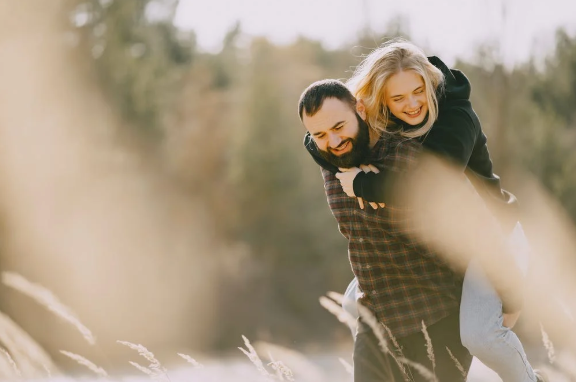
left=0, top=271, right=570, bottom=382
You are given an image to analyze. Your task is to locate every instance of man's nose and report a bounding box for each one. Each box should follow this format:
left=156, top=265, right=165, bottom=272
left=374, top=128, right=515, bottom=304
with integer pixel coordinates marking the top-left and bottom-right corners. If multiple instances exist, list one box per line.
left=329, top=134, right=342, bottom=148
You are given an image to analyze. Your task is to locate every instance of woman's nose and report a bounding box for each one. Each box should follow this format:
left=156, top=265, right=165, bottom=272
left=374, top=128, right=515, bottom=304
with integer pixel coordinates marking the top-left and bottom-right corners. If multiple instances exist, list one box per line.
left=408, top=96, right=419, bottom=108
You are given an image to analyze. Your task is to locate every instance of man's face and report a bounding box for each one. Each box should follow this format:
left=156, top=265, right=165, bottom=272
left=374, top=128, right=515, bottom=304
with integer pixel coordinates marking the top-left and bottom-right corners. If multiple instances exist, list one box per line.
left=302, top=98, right=370, bottom=168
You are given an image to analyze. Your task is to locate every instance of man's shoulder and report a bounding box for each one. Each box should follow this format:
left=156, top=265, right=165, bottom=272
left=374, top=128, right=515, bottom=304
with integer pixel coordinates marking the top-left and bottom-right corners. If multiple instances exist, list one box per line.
left=371, top=134, right=423, bottom=162
left=321, top=167, right=339, bottom=187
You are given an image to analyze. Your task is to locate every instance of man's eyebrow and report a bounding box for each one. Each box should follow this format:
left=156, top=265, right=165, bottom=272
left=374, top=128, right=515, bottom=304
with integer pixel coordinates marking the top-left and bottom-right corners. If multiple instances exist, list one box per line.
left=390, top=86, right=423, bottom=98
left=312, top=120, right=345, bottom=136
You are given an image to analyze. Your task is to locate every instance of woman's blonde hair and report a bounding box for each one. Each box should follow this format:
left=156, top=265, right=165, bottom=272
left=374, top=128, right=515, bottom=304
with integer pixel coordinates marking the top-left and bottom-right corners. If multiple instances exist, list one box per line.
left=347, top=39, right=445, bottom=138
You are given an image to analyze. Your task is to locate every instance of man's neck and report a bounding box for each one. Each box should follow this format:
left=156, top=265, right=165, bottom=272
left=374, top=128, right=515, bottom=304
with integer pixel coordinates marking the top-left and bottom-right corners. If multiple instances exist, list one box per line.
left=368, top=129, right=381, bottom=149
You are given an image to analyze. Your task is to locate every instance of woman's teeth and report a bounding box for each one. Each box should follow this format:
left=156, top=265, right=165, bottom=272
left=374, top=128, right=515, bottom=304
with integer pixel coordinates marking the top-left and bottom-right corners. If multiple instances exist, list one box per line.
left=406, top=107, right=421, bottom=115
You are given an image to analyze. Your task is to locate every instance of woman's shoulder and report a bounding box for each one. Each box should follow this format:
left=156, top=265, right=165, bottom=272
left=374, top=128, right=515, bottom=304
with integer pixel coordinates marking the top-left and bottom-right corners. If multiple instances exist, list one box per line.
left=435, top=101, right=480, bottom=133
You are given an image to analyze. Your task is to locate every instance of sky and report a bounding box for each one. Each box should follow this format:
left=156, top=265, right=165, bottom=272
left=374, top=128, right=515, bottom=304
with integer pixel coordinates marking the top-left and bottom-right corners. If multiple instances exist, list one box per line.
left=173, top=0, right=576, bottom=67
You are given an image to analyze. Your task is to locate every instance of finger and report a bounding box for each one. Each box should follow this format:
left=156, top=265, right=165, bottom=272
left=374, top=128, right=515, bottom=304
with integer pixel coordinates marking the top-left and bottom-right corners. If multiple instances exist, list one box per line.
left=368, top=164, right=380, bottom=173
left=379, top=203, right=386, bottom=208
left=359, top=164, right=370, bottom=173
left=339, top=167, right=352, bottom=172
left=358, top=198, right=365, bottom=210
left=369, top=202, right=378, bottom=209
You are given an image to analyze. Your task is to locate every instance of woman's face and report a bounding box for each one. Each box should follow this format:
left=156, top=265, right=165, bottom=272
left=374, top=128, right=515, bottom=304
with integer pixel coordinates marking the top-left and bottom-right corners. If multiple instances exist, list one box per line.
left=384, top=70, right=428, bottom=126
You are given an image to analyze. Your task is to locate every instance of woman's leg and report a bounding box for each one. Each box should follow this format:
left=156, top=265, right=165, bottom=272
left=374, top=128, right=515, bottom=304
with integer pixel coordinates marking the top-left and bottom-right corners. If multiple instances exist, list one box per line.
left=460, top=224, right=537, bottom=381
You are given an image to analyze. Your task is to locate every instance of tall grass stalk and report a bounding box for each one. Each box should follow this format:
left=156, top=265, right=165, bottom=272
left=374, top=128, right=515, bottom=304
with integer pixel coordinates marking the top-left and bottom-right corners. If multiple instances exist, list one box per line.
left=324, top=292, right=412, bottom=381
left=238, top=335, right=273, bottom=379
left=540, top=323, right=556, bottom=364
left=177, top=353, right=204, bottom=368
left=338, top=357, right=353, bottom=375
left=398, top=357, right=438, bottom=382
left=318, top=296, right=357, bottom=335
left=445, top=346, right=467, bottom=380
left=117, top=340, right=170, bottom=382
left=2, top=272, right=96, bottom=345
left=421, top=321, right=435, bottom=373
left=0, top=347, right=21, bottom=378
left=60, top=350, right=108, bottom=378
left=267, top=351, right=295, bottom=381
left=0, top=311, right=58, bottom=377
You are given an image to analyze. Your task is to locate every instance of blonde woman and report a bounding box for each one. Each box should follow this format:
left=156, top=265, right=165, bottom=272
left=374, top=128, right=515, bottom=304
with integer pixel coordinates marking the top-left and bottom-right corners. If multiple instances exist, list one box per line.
left=304, top=41, right=546, bottom=381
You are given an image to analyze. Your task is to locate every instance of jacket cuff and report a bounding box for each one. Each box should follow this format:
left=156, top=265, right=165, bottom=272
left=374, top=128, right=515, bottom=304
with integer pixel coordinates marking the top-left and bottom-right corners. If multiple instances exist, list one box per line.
left=353, top=172, right=367, bottom=198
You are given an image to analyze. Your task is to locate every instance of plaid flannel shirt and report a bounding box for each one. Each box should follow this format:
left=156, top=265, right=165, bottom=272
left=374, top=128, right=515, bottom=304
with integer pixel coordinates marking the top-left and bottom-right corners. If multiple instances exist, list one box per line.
left=323, top=134, right=463, bottom=339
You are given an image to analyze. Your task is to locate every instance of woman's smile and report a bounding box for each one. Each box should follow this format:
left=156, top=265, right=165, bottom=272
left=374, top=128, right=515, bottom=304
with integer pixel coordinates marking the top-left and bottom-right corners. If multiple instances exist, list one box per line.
left=404, top=106, right=422, bottom=118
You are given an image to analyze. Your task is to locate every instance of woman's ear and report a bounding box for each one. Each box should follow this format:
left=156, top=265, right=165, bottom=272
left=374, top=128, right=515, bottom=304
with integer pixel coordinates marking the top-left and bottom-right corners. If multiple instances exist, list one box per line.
left=356, top=99, right=367, bottom=120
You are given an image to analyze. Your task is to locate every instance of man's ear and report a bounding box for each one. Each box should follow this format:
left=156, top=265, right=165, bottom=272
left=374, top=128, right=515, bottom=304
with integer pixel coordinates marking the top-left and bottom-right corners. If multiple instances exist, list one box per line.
left=356, top=99, right=367, bottom=120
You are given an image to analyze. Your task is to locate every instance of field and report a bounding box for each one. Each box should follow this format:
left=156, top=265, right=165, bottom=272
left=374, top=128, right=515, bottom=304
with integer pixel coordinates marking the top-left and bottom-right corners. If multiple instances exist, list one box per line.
left=0, top=272, right=569, bottom=382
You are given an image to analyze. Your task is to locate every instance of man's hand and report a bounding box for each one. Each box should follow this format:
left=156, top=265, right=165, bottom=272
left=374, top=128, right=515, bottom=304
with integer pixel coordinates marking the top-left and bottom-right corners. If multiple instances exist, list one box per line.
left=337, top=165, right=385, bottom=210
left=503, top=311, right=521, bottom=329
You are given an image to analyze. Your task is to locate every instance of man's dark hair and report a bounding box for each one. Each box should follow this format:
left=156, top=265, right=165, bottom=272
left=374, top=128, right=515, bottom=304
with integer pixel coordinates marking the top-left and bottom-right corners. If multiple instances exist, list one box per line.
left=298, top=79, right=357, bottom=121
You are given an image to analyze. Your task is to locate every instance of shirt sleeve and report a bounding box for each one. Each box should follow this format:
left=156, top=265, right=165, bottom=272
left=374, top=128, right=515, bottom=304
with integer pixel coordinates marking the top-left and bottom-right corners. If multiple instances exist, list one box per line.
left=352, top=106, right=479, bottom=203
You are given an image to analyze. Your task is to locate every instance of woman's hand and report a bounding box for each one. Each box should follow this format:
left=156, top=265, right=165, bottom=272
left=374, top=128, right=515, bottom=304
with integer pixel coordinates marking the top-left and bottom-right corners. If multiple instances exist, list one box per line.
left=336, top=167, right=362, bottom=197
left=337, top=165, right=386, bottom=210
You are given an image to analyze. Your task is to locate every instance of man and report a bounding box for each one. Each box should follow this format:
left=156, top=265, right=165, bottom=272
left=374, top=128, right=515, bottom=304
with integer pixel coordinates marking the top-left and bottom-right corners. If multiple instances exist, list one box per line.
left=298, top=79, right=472, bottom=381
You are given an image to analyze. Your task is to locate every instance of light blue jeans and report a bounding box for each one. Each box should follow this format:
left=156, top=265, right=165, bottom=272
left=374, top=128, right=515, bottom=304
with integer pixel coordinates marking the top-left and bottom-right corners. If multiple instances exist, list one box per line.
left=459, top=222, right=536, bottom=381
left=343, top=222, right=537, bottom=382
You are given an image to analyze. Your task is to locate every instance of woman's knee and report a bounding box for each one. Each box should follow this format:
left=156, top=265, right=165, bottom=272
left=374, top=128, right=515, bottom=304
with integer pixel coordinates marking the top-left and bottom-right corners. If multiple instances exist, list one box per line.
left=461, top=322, right=508, bottom=358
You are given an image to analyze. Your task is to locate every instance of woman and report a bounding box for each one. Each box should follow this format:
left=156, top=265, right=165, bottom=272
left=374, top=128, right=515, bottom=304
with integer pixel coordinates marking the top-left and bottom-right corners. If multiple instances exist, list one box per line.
left=305, top=40, right=545, bottom=382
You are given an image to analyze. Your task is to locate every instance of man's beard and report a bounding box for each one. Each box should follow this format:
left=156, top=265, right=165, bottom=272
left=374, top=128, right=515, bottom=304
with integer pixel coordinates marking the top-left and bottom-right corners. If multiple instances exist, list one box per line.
left=317, top=113, right=371, bottom=168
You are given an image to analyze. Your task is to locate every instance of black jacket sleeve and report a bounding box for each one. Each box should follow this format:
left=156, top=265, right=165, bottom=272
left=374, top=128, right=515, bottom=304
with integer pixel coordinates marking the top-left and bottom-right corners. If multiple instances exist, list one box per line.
left=303, top=106, right=478, bottom=202
left=353, top=106, right=479, bottom=202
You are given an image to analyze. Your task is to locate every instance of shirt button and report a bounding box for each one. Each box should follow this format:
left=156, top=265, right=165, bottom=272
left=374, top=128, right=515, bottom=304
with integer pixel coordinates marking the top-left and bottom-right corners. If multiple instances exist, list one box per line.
left=372, top=290, right=377, bottom=295
left=358, top=238, right=364, bottom=243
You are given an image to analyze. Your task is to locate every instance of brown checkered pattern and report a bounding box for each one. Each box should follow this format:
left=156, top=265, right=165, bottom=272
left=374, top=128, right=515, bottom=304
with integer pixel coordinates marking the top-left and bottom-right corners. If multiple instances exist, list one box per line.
left=323, top=134, right=463, bottom=339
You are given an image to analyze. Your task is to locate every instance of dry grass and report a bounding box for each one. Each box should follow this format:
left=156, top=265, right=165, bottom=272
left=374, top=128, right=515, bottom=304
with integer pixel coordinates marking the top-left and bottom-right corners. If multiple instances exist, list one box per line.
left=59, top=351, right=108, bottom=378
left=338, top=357, right=353, bottom=375
left=0, top=347, right=22, bottom=378
left=237, top=335, right=298, bottom=381
left=446, top=347, right=468, bottom=380
left=397, top=357, right=438, bottom=382
left=176, top=353, right=204, bottom=368
left=540, top=323, right=556, bottom=365
left=2, top=272, right=96, bottom=346
left=0, top=268, right=568, bottom=382
left=323, top=292, right=413, bottom=381
left=0, top=310, right=58, bottom=378
left=117, top=341, right=170, bottom=382
left=421, top=321, right=436, bottom=373
left=0, top=6, right=572, bottom=381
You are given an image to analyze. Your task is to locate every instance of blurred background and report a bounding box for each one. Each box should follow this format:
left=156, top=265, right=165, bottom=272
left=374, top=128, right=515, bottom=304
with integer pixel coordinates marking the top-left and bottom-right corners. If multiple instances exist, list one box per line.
left=0, top=0, right=575, bottom=378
